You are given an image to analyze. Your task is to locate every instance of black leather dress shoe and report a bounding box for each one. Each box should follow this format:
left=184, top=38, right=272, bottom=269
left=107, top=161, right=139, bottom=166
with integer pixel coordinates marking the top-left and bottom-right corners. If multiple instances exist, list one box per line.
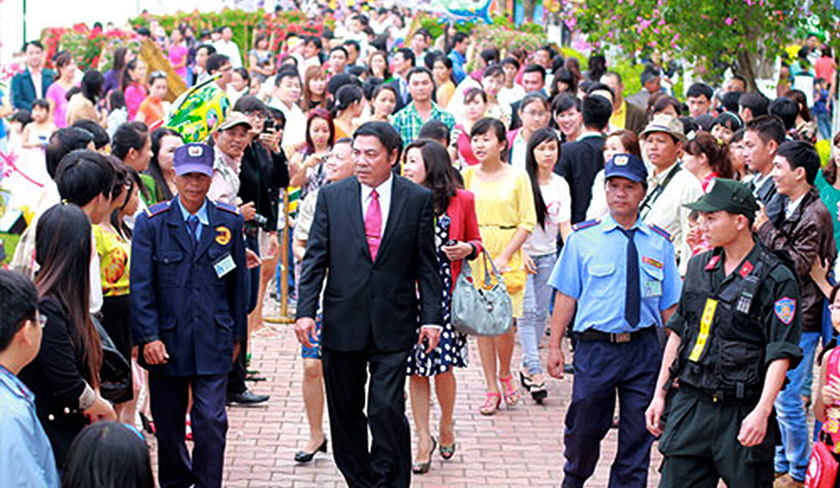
left=226, top=389, right=270, bottom=406
left=294, top=438, right=328, bottom=463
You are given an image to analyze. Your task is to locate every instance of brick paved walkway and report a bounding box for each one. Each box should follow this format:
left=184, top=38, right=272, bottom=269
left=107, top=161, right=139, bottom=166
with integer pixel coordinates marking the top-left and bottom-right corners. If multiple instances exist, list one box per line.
left=148, top=315, right=665, bottom=487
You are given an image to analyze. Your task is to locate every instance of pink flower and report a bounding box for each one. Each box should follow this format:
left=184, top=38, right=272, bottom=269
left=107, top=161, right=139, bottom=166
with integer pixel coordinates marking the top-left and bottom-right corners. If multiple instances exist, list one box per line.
left=725, top=17, right=734, bottom=25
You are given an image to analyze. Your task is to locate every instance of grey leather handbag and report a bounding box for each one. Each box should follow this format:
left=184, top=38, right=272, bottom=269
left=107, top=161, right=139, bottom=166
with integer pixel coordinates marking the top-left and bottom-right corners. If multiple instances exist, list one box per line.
left=451, top=251, right=513, bottom=337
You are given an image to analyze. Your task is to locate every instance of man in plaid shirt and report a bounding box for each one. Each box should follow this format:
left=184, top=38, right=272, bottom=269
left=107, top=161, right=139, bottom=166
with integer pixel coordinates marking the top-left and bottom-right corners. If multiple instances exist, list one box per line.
left=391, top=67, right=455, bottom=145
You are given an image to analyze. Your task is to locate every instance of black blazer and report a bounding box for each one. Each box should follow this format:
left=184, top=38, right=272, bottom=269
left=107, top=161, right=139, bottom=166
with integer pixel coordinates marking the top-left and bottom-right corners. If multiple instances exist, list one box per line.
left=296, top=176, right=442, bottom=352
left=18, top=297, right=90, bottom=468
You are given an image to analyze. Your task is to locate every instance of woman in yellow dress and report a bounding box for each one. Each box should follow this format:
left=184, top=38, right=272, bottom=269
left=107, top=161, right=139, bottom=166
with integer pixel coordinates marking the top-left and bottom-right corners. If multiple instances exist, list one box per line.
left=462, top=117, right=536, bottom=415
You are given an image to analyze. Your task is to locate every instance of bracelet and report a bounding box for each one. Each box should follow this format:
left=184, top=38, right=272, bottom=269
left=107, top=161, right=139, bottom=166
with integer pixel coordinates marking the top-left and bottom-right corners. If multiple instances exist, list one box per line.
left=78, top=383, right=96, bottom=410
left=467, top=242, right=478, bottom=260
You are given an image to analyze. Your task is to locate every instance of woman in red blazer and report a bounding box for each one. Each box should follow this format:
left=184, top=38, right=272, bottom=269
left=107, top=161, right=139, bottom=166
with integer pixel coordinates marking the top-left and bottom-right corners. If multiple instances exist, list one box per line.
left=402, top=139, right=482, bottom=474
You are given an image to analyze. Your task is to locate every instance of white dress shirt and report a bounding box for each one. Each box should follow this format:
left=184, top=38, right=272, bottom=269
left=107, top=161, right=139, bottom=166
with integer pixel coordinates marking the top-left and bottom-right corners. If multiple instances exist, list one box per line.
left=785, top=193, right=805, bottom=219
left=213, top=40, right=243, bottom=68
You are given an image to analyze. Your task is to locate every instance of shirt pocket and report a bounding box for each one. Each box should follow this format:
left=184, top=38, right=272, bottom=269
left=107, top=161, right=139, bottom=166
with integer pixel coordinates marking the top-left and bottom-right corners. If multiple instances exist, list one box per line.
left=587, top=262, right=616, bottom=295
left=153, top=252, right=184, bottom=287
left=641, top=261, right=664, bottom=299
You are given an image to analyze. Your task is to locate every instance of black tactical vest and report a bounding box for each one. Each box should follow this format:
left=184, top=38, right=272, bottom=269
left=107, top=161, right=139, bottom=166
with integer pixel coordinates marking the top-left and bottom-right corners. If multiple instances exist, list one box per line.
left=672, top=246, right=782, bottom=401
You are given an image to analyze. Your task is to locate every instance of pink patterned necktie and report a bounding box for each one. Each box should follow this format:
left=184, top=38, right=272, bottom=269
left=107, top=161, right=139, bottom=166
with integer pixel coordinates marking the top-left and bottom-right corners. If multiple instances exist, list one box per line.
left=364, top=189, right=382, bottom=260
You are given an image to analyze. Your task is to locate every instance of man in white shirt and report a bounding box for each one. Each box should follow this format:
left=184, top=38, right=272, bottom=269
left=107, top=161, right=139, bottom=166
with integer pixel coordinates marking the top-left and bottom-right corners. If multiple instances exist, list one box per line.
left=269, top=69, right=306, bottom=154
left=639, top=115, right=703, bottom=274
left=213, top=26, right=243, bottom=68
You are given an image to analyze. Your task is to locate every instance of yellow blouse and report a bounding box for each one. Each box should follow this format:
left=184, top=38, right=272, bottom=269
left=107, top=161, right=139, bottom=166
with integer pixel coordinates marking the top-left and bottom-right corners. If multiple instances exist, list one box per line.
left=462, top=166, right=536, bottom=316
left=93, top=225, right=131, bottom=297
left=437, top=81, right=456, bottom=109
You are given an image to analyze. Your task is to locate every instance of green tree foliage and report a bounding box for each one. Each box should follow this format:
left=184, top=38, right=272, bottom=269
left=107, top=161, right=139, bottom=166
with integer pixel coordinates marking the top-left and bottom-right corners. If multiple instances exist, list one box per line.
left=568, top=0, right=835, bottom=89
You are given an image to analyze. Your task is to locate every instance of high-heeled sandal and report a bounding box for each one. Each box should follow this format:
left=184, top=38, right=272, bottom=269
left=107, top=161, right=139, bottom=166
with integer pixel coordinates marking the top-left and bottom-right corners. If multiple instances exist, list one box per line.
left=411, top=437, right=437, bottom=474
left=480, top=392, right=502, bottom=416
left=500, top=374, right=520, bottom=407
left=439, top=441, right=456, bottom=460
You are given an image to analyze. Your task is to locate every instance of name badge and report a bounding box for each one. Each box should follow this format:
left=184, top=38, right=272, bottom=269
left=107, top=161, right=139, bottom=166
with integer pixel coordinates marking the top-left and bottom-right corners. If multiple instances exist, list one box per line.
left=644, top=280, right=662, bottom=298
left=213, top=253, right=236, bottom=279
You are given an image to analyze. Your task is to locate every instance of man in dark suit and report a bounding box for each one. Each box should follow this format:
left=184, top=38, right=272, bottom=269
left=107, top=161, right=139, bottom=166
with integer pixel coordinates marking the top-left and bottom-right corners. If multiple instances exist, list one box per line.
left=131, top=143, right=248, bottom=488
left=555, top=94, right=613, bottom=224
left=11, top=41, right=55, bottom=111
left=388, top=48, right=415, bottom=113
left=295, top=121, right=442, bottom=488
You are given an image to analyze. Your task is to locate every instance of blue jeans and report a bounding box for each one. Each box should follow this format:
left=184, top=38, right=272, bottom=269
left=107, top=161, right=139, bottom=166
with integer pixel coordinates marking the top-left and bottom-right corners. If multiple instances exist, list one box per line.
left=774, top=332, right=817, bottom=481
left=518, top=253, right=556, bottom=374
left=817, top=112, right=832, bottom=141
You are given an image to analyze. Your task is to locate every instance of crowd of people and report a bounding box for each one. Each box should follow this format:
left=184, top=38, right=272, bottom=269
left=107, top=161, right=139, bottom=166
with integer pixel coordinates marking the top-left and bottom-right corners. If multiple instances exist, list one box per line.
left=1, top=3, right=840, bottom=488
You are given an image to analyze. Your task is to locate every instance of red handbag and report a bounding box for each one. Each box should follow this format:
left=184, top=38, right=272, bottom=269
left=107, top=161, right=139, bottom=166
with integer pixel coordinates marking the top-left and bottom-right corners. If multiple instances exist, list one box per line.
left=806, top=441, right=839, bottom=488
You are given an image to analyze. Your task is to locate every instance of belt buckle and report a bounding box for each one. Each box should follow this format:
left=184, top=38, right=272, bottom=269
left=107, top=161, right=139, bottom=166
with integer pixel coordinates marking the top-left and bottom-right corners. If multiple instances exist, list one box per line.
left=613, top=332, right=631, bottom=343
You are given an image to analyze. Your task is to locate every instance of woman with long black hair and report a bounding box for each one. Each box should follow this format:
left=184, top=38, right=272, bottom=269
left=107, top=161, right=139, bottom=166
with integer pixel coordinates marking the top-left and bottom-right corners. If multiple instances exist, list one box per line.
left=403, top=139, right=482, bottom=472
left=519, top=128, right=571, bottom=402
left=144, top=128, right=184, bottom=203
left=19, top=203, right=116, bottom=468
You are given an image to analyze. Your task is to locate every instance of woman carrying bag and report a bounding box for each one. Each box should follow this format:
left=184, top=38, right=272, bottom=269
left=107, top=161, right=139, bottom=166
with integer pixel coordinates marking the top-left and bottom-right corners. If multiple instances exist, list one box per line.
left=462, top=117, right=536, bottom=416
left=403, top=139, right=482, bottom=473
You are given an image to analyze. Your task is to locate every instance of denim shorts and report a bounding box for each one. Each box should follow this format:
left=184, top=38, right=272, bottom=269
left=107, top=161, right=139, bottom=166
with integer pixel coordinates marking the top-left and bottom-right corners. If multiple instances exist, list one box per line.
left=301, top=315, right=322, bottom=359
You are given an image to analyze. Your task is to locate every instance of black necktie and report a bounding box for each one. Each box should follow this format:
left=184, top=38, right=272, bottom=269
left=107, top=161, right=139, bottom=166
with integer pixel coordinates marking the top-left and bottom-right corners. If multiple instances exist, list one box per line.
left=187, top=216, right=199, bottom=249
left=621, top=227, right=640, bottom=328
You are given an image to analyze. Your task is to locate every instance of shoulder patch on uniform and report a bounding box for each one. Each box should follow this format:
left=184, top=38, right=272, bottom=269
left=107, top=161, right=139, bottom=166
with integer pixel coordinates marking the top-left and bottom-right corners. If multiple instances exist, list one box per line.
left=145, top=201, right=170, bottom=218
left=774, top=297, right=796, bottom=325
left=648, top=223, right=673, bottom=242
left=215, top=200, right=240, bottom=215
left=705, top=254, right=721, bottom=271
left=572, top=219, right=600, bottom=232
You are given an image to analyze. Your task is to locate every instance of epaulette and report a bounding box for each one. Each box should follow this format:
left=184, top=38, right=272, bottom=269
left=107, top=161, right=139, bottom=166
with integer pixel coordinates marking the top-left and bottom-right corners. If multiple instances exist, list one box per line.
left=648, top=223, right=673, bottom=242
left=215, top=200, right=240, bottom=215
left=144, top=201, right=170, bottom=218
left=572, top=219, right=600, bottom=232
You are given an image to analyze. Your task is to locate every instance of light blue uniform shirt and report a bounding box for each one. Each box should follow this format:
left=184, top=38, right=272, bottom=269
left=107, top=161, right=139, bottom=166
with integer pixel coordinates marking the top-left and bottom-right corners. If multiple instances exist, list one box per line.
left=176, top=197, right=209, bottom=241
left=549, top=213, right=682, bottom=333
left=0, top=365, right=60, bottom=488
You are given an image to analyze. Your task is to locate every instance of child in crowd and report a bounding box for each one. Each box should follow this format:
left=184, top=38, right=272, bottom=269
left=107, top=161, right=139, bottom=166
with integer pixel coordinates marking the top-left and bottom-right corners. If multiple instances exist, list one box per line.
left=107, top=90, right=128, bottom=139
left=21, top=100, right=55, bottom=149
left=7, top=109, right=33, bottom=150
left=814, top=77, right=832, bottom=141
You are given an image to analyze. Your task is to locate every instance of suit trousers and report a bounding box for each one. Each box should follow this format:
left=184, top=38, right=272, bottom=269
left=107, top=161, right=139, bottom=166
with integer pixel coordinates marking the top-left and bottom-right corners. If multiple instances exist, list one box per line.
left=562, top=329, right=661, bottom=488
left=322, top=344, right=412, bottom=488
left=228, top=233, right=260, bottom=396
left=149, top=372, right=228, bottom=488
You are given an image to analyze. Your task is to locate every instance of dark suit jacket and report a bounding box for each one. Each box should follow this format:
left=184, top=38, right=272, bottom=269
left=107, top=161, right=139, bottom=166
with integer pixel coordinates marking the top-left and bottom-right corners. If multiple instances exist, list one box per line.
left=624, top=100, right=647, bottom=134
left=555, top=134, right=606, bottom=224
left=11, top=68, right=56, bottom=110
left=389, top=77, right=412, bottom=114
left=296, top=176, right=443, bottom=352
left=130, top=197, right=248, bottom=377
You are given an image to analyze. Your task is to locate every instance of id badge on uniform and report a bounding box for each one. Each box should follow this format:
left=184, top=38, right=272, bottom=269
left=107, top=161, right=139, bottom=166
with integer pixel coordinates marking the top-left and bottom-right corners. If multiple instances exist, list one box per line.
left=644, top=280, right=663, bottom=298
left=213, top=253, right=236, bottom=279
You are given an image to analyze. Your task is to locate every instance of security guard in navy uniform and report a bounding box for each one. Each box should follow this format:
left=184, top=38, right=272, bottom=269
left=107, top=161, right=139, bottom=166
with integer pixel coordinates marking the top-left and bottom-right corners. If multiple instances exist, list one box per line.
left=130, top=143, right=248, bottom=488
left=646, top=178, right=802, bottom=487
left=546, top=153, right=683, bottom=488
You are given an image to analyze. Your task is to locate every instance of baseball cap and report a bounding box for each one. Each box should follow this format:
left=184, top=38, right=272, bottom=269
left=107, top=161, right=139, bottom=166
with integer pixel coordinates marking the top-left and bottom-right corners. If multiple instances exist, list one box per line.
left=683, top=178, right=758, bottom=218
left=604, top=153, right=647, bottom=183
left=640, top=114, right=688, bottom=143
left=173, top=143, right=214, bottom=177
left=217, top=111, right=253, bottom=132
